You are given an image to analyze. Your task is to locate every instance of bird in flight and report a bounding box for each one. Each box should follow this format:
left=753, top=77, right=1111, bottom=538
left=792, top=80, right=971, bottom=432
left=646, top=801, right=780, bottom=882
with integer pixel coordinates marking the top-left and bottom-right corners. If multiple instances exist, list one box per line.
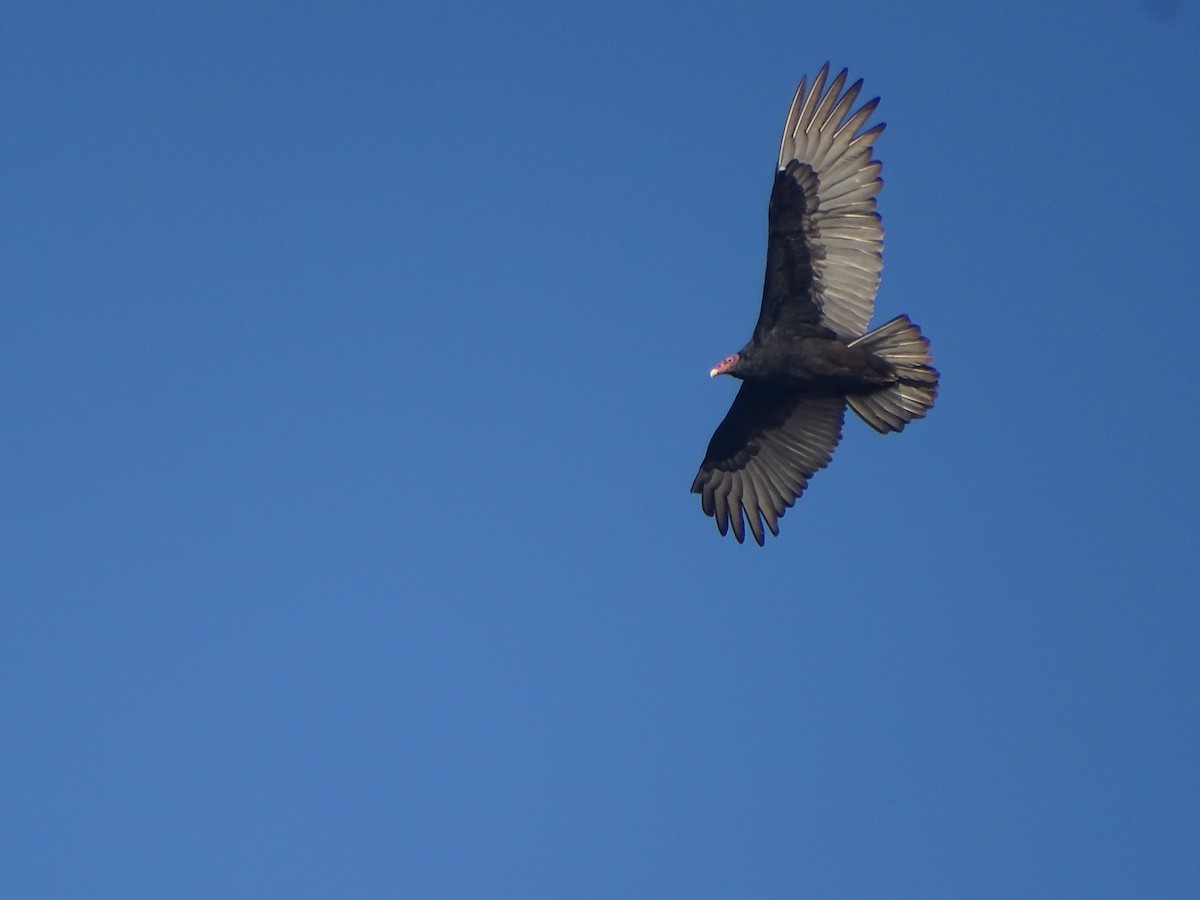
left=692, top=64, right=939, bottom=545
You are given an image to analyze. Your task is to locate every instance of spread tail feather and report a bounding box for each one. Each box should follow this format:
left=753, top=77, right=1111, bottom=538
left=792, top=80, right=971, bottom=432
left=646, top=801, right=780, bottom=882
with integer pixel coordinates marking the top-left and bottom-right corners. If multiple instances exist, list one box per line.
left=847, top=315, right=938, bottom=433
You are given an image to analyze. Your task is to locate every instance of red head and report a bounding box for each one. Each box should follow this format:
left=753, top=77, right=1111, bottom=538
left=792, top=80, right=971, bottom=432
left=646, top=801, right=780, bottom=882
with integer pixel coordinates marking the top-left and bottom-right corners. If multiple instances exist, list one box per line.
left=709, top=353, right=740, bottom=377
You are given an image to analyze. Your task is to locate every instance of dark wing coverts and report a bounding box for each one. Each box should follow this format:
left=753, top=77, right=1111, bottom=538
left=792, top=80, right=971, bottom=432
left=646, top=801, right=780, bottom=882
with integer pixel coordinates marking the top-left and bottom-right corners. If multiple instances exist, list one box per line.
left=757, top=65, right=885, bottom=341
left=691, top=388, right=846, bottom=545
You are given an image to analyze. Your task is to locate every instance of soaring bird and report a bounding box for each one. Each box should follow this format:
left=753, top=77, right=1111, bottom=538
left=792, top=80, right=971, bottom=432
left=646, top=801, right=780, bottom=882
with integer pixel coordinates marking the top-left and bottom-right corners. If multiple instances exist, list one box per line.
left=692, top=64, right=939, bottom=545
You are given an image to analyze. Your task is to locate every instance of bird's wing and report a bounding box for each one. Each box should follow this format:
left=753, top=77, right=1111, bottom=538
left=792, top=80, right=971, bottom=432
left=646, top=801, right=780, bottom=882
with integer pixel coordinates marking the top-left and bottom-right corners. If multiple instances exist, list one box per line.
left=691, top=386, right=846, bottom=545
left=756, top=64, right=885, bottom=341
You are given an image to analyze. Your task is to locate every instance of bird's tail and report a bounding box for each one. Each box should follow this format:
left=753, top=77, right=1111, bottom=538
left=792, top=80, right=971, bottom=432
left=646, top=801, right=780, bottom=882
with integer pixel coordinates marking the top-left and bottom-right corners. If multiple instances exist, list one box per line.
left=846, top=315, right=939, bottom=434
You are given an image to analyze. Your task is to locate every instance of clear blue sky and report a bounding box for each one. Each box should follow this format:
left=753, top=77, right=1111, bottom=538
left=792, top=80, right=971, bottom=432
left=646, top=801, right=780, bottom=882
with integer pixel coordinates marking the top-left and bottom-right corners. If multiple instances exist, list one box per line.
left=3, top=2, right=1198, bottom=897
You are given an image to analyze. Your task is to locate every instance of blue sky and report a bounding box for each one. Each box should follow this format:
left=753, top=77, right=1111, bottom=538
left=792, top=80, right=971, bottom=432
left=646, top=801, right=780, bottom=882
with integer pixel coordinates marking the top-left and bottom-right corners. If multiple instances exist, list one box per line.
left=3, top=1, right=1199, bottom=897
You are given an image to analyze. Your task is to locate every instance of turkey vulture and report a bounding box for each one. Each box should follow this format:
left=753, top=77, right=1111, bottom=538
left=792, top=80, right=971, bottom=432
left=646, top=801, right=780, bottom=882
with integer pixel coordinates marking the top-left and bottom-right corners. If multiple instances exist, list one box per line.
left=692, top=64, right=939, bottom=545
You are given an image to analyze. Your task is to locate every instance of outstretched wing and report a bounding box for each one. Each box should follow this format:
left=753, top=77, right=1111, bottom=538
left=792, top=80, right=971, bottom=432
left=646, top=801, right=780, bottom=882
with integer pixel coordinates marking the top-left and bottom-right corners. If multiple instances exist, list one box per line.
left=756, top=64, right=885, bottom=342
left=691, top=386, right=846, bottom=545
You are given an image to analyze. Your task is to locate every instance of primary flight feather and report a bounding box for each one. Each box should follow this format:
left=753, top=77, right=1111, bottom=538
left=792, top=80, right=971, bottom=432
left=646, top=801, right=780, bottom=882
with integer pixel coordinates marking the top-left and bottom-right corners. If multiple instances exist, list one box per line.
left=692, top=64, right=939, bottom=545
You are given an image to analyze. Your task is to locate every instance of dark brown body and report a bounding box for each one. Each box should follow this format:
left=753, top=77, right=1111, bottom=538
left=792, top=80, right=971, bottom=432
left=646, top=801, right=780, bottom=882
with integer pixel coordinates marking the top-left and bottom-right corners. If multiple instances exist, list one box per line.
left=733, top=329, right=896, bottom=391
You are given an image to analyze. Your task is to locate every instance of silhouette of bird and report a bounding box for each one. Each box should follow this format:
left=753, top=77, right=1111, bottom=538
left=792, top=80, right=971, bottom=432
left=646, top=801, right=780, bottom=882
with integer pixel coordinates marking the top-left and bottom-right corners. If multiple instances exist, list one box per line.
left=693, top=64, right=939, bottom=544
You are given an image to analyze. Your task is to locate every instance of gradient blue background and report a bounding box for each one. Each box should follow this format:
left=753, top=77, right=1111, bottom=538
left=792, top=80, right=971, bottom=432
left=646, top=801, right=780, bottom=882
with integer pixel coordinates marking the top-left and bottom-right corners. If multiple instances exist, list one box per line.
left=4, top=1, right=1198, bottom=897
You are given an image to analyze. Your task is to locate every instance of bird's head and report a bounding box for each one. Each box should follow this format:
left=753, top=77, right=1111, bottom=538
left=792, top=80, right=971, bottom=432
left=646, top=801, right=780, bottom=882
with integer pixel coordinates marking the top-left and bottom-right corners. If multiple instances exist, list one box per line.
left=709, top=353, right=742, bottom=378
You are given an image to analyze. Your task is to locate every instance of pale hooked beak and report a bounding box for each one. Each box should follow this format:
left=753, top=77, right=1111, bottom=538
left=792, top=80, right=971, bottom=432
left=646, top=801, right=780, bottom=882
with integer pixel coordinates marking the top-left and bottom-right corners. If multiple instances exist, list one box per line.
left=709, top=366, right=721, bottom=378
